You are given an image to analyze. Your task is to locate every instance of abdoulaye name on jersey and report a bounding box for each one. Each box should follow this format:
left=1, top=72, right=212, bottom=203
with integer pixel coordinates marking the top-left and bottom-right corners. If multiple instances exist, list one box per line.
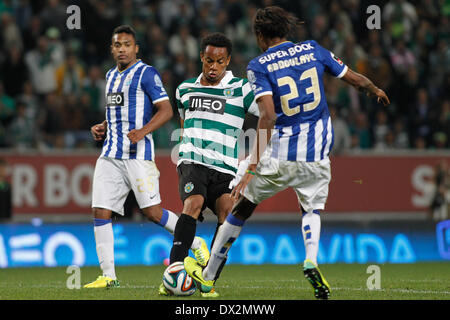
left=176, top=71, right=256, bottom=176
left=247, top=40, right=348, bottom=162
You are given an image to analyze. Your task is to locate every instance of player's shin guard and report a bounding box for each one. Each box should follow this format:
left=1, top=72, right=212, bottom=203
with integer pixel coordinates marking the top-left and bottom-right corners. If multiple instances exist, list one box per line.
left=203, top=214, right=244, bottom=281
left=302, top=210, right=321, bottom=265
left=169, top=213, right=197, bottom=263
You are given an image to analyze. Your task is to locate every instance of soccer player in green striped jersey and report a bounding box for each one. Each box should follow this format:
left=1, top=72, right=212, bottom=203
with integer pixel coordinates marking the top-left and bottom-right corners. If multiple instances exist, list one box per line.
left=169, top=33, right=259, bottom=297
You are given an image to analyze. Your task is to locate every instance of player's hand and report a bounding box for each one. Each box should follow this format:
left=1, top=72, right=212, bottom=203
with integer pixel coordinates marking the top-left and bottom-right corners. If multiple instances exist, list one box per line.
left=231, top=165, right=256, bottom=201
left=370, top=88, right=390, bottom=106
left=91, top=123, right=106, bottom=141
left=127, top=128, right=146, bottom=144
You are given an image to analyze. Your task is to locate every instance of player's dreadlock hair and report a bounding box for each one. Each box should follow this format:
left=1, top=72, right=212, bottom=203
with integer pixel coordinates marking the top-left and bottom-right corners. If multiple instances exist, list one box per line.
left=253, top=6, right=300, bottom=40
left=200, top=32, right=233, bottom=56
left=112, top=25, right=136, bottom=41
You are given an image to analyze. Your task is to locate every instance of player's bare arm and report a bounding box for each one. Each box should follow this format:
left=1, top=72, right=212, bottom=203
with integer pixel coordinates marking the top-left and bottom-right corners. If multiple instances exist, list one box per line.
left=231, top=95, right=277, bottom=200
left=341, top=68, right=390, bottom=106
left=127, top=99, right=173, bottom=144
left=91, top=120, right=107, bottom=141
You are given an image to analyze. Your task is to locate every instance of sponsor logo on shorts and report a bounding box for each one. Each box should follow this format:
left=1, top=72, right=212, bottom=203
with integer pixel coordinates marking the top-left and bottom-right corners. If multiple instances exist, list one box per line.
left=184, top=182, right=194, bottom=193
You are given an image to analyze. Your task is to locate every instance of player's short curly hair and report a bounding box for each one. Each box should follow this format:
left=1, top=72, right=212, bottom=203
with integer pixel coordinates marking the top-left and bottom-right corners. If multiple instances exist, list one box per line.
left=112, top=25, right=136, bottom=41
left=253, top=6, right=298, bottom=40
left=200, top=32, right=232, bottom=56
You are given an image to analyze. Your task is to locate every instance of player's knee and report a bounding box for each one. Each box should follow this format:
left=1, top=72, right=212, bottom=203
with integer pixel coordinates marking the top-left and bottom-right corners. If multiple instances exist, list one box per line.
left=92, top=207, right=112, bottom=220
left=183, top=195, right=204, bottom=218
left=232, top=197, right=257, bottom=221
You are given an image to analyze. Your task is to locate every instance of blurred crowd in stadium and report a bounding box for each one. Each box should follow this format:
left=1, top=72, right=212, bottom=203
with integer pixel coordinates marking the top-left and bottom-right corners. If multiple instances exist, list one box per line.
left=0, top=0, right=449, bottom=152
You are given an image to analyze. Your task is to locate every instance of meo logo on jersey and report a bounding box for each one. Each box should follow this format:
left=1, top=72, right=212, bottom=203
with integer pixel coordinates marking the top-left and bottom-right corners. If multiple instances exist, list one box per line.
left=189, top=96, right=225, bottom=114
left=106, top=92, right=124, bottom=106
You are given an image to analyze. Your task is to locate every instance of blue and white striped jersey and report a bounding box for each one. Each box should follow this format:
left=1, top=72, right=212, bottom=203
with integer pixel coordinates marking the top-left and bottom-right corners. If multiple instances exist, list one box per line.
left=100, top=60, right=169, bottom=160
left=247, top=40, right=348, bottom=162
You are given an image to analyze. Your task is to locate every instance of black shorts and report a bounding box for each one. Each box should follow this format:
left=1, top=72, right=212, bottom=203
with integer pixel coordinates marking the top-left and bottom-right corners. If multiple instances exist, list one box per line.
left=177, top=161, right=234, bottom=214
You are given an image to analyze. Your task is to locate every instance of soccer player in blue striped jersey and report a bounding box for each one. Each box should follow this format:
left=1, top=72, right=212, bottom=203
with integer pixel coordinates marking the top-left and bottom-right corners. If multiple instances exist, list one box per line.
left=84, top=25, right=208, bottom=289
left=185, top=6, right=390, bottom=299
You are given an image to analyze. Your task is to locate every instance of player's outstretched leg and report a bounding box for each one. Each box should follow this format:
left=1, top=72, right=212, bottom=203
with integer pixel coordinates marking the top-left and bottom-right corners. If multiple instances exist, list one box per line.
left=303, top=259, right=331, bottom=299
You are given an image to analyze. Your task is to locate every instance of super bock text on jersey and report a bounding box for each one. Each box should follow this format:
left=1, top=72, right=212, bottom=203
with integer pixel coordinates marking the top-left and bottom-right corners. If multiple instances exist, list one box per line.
left=247, top=40, right=348, bottom=162
left=101, top=60, right=169, bottom=161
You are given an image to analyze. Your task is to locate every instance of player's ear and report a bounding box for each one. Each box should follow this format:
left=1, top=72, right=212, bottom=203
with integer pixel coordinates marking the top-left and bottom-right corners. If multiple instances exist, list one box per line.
left=135, top=43, right=139, bottom=55
left=200, top=51, right=204, bottom=62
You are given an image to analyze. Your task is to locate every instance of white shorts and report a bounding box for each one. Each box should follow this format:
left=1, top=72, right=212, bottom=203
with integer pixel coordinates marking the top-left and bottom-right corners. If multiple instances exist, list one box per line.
left=92, top=157, right=161, bottom=215
left=243, top=154, right=331, bottom=213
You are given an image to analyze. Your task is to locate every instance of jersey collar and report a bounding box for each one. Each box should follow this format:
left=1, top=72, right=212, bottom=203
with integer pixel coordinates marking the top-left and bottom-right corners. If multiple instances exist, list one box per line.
left=116, top=59, right=142, bottom=75
left=195, top=70, right=234, bottom=87
left=267, top=41, right=292, bottom=51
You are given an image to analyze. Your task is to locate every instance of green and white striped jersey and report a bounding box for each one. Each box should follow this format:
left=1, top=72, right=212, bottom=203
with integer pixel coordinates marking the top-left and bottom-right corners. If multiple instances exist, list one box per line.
left=176, top=71, right=259, bottom=176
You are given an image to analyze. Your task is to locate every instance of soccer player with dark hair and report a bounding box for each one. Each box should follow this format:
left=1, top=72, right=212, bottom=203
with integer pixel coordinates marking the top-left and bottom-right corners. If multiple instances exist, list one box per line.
left=84, top=25, right=209, bottom=289
left=165, top=32, right=259, bottom=297
left=185, top=6, right=390, bottom=299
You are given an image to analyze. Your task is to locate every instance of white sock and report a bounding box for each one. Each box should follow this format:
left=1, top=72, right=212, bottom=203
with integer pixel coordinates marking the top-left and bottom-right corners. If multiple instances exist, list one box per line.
left=94, top=219, right=116, bottom=280
left=302, top=210, right=321, bottom=266
left=203, top=214, right=244, bottom=281
left=158, top=209, right=179, bottom=234
left=191, top=236, right=202, bottom=250
left=159, top=209, right=200, bottom=250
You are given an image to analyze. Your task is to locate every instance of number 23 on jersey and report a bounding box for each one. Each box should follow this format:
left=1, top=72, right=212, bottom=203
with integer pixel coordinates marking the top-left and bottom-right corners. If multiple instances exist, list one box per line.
left=277, top=67, right=321, bottom=116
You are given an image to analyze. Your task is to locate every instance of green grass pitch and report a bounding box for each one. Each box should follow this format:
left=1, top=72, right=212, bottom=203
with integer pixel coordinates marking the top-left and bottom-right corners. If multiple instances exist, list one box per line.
left=0, top=262, right=449, bottom=300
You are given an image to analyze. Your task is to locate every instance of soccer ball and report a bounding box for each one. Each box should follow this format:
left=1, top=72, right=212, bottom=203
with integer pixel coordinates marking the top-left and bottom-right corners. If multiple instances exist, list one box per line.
left=162, top=261, right=197, bottom=296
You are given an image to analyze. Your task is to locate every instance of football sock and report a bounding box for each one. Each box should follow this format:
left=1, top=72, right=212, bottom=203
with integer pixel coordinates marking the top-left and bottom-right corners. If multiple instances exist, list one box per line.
left=210, top=222, right=223, bottom=249
left=203, top=214, right=244, bottom=281
left=169, top=213, right=196, bottom=263
left=157, top=208, right=179, bottom=234
left=94, top=218, right=116, bottom=280
left=210, top=222, right=227, bottom=281
left=157, top=209, right=201, bottom=250
left=302, top=210, right=321, bottom=266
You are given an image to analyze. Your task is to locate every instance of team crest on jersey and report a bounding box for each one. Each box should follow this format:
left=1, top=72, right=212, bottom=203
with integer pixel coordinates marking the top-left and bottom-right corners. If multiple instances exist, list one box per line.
left=184, top=182, right=194, bottom=193
left=125, top=75, right=132, bottom=86
left=331, top=52, right=343, bottom=66
left=223, top=88, right=234, bottom=98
